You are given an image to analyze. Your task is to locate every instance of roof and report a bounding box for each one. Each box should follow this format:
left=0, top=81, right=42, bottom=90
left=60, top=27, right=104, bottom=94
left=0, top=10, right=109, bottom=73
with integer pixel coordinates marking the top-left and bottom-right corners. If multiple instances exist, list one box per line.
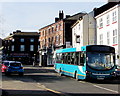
left=94, top=2, right=120, bottom=17
left=4, top=32, right=39, bottom=40
left=13, top=32, right=39, bottom=36
left=39, top=12, right=86, bottom=31
left=64, top=12, right=86, bottom=20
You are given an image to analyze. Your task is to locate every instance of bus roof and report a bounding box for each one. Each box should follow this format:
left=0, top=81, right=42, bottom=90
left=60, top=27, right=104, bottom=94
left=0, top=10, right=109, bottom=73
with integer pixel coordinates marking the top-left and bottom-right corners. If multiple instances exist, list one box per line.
left=56, top=48, right=76, bottom=53
left=55, top=45, right=115, bottom=53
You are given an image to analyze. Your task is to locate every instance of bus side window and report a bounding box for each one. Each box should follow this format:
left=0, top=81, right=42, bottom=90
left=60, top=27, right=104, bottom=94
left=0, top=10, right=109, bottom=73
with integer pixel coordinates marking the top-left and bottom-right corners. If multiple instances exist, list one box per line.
left=74, top=52, right=77, bottom=65
left=67, top=53, right=71, bottom=64
left=64, top=53, right=67, bottom=64
left=59, top=53, right=62, bottom=63
left=71, top=52, right=75, bottom=64
left=61, top=53, right=65, bottom=63
left=56, top=53, right=62, bottom=63
left=80, top=52, right=84, bottom=66
left=75, top=52, right=80, bottom=65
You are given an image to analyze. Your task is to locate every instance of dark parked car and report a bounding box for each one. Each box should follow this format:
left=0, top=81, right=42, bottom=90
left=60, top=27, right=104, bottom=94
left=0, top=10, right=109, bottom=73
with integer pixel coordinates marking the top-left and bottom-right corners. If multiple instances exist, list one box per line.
left=1, top=61, right=24, bottom=76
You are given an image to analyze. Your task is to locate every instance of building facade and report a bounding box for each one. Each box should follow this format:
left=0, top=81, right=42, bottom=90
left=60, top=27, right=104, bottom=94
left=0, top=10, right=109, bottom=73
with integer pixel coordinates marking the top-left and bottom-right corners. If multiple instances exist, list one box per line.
left=3, top=30, right=40, bottom=65
left=95, top=2, right=120, bottom=66
left=39, top=11, right=86, bottom=66
left=72, top=11, right=96, bottom=50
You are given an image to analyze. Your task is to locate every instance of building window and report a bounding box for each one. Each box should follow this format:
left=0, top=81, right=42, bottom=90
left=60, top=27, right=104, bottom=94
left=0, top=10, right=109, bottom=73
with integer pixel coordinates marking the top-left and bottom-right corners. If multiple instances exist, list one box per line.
left=20, top=45, right=25, bottom=51
left=56, top=35, right=59, bottom=42
left=74, top=28, right=75, bottom=33
left=20, top=38, right=24, bottom=42
left=106, top=15, right=110, bottom=25
left=99, top=18, right=103, bottom=28
left=30, top=45, right=34, bottom=51
left=45, top=30, right=47, bottom=36
left=76, top=35, right=80, bottom=43
left=113, top=29, right=117, bottom=44
left=30, top=38, right=34, bottom=42
left=56, top=25, right=58, bottom=31
left=52, top=27, right=54, bottom=33
left=99, top=34, right=103, bottom=45
left=11, top=45, right=14, bottom=51
left=112, top=11, right=117, bottom=23
left=60, top=35, right=63, bottom=45
left=48, top=38, right=51, bottom=42
left=38, top=45, right=40, bottom=50
left=8, top=46, right=10, bottom=50
left=107, top=32, right=110, bottom=45
left=48, top=29, right=51, bottom=34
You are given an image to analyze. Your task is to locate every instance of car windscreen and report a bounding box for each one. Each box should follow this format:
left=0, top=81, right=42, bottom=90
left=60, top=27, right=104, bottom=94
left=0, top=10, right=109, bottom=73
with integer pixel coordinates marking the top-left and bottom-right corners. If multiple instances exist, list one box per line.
left=10, top=63, right=21, bottom=67
left=3, top=62, right=9, bottom=66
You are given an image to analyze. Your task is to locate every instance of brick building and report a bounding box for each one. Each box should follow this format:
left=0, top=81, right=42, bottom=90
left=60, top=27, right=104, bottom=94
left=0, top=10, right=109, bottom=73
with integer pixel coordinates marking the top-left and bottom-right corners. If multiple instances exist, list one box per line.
left=39, top=11, right=86, bottom=66
left=3, top=30, right=40, bottom=65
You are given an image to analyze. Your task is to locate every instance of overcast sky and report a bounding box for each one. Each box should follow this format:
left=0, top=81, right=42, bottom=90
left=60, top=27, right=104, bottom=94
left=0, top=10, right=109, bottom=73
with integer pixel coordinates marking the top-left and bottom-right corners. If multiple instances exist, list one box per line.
left=0, top=1, right=107, bottom=39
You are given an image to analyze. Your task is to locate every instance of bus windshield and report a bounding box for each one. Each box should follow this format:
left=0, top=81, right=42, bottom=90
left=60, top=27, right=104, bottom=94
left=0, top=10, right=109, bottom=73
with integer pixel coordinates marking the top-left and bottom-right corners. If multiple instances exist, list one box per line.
left=87, top=52, right=115, bottom=70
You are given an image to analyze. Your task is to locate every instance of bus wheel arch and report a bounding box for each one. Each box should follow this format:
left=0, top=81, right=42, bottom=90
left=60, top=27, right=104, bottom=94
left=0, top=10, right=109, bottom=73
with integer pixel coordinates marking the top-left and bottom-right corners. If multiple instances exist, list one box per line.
left=59, top=68, right=63, bottom=76
left=74, top=71, right=79, bottom=81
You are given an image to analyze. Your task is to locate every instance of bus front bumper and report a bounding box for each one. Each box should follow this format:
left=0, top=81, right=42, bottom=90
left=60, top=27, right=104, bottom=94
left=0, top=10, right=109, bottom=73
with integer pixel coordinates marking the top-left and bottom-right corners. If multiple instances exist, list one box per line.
left=86, top=72, right=115, bottom=80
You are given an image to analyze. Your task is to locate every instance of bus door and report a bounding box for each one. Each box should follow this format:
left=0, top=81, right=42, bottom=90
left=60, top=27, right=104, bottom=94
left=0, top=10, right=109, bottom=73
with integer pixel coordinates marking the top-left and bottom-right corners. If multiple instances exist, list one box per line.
left=77, top=51, right=86, bottom=79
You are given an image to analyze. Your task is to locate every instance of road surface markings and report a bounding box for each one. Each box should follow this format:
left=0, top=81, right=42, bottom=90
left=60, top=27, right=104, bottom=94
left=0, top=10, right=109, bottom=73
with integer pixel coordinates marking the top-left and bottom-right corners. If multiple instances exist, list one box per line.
left=93, top=84, right=119, bottom=93
left=78, top=80, right=119, bottom=94
left=79, top=81, right=86, bottom=83
left=44, top=88, right=61, bottom=94
left=37, top=83, right=69, bottom=96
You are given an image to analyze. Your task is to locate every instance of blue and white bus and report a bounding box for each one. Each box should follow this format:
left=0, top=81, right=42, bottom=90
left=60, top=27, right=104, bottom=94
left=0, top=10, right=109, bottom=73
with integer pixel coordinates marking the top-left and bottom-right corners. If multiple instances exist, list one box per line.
left=53, top=45, right=116, bottom=80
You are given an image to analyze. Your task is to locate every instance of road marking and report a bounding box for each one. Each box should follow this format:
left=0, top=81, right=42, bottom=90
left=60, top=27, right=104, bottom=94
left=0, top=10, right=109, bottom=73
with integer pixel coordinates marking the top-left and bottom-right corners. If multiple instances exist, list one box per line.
left=45, top=88, right=61, bottom=94
left=79, top=81, right=86, bottom=83
left=93, top=84, right=119, bottom=93
left=78, top=80, right=119, bottom=94
left=37, top=83, right=69, bottom=96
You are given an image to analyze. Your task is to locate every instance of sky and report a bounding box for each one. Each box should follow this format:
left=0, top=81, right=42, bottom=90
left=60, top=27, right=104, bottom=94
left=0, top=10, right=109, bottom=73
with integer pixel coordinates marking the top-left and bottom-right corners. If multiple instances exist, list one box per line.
left=0, top=1, right=107, bottom=39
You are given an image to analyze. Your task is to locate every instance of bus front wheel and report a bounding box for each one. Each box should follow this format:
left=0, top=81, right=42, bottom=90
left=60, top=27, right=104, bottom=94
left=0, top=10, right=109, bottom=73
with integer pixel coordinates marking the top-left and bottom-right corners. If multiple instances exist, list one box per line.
left=59, top=68, right=63, bottom=76
left=74, top=71, right=79, bottom=81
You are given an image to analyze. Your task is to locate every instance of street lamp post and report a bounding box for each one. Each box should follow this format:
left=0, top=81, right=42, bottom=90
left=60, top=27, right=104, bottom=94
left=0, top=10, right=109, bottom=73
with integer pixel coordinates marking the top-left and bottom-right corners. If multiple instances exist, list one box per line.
left=33, top=54, right=36, bottom=66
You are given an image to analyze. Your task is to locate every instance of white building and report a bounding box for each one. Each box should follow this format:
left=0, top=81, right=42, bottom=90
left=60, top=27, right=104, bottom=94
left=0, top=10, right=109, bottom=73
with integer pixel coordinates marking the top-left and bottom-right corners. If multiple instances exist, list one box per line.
left=95, top=2, right=120, bottom=66
left=72, top=11, right=96, bottom=50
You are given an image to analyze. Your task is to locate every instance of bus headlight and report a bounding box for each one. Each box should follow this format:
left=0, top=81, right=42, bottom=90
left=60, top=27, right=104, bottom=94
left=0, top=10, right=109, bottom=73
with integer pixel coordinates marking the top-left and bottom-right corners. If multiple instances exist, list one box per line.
left=86, top=71, right=92, bottom=74
left=110, top=72, right=116, bottom=76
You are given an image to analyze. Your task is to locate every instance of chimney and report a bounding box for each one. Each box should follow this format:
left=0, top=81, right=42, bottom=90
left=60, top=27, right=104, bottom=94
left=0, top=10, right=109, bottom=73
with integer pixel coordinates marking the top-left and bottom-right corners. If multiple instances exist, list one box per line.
left=66, top=15, right=70, bottom=18
left=59, top=10, right=64, bottom=20
left=16, top=30, right=21, bottom=33
left=10, top=33, right=12, bottom=35
left=55, top=17, right=59, bottom=22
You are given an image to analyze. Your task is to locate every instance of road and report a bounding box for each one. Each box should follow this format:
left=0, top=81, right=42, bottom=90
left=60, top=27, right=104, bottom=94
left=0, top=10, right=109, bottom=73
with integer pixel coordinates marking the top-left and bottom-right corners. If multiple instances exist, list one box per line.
left=2, top=65, right=120, bottom=96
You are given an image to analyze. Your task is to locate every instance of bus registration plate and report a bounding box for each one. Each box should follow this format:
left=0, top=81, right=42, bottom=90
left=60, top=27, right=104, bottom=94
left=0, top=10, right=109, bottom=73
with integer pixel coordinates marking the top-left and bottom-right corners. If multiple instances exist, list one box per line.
left=97, top=77, right=104, bottom=80
left=97, top=76, right=105, bottom=80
